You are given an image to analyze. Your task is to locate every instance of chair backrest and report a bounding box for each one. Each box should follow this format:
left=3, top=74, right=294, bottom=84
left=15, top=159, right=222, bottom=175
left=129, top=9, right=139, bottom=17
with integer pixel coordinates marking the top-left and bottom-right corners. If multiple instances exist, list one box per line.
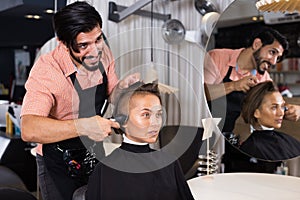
left=0, top=165, right=27, bottom=191
left=159, top=125, right=204, bottom=176
left=72, top=185, right=87, bottom=200
left=0, top=187, right=37, bottom=200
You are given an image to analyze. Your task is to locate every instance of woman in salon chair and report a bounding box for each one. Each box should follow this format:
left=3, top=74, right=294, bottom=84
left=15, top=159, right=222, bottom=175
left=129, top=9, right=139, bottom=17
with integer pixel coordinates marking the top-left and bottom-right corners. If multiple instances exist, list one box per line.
left=240, top=81, right=300, bottom=161
left=86, top=82, right=194, bottom=200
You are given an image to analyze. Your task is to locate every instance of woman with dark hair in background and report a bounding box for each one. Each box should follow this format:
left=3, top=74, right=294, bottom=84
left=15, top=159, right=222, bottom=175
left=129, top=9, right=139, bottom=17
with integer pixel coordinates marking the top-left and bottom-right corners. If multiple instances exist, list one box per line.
left=240, top=81, right=300, bottom=161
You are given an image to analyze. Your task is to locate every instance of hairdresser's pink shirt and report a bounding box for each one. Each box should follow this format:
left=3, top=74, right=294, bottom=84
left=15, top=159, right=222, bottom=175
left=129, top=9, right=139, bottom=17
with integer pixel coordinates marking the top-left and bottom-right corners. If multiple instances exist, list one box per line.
left=204, top=48, right=271, bottom=84
left=21, top=42, right=118, bottom=155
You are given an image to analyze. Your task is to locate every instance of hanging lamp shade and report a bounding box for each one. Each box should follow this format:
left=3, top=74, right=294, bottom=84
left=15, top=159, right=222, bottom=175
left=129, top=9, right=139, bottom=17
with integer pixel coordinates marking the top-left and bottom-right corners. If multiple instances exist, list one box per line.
left=256, top=0, right=300, bottom=13
left=161, top=19, right=186, bottom=45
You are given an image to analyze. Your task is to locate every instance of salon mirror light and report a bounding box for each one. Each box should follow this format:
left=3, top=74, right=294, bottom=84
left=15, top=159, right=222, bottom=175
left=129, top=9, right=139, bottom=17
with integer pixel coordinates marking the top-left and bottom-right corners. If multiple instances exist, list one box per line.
left=161, top=19, right=186, bottom=45
left=194, top=0, right=218, bottom=16
left=204, top=0, right=300, bottom=171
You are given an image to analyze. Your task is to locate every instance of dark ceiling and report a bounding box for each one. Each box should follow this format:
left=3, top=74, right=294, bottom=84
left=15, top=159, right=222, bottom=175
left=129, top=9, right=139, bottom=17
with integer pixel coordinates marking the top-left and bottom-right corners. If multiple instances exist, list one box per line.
left=0, top=0, right=67, bottom=47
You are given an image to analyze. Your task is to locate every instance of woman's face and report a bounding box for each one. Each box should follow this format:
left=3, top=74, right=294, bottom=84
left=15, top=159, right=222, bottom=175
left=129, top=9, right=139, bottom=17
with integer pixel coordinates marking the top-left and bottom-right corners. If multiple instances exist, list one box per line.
left=254, top=91, right=285, bottom=129
left=124, top=93, right=163, bottom=143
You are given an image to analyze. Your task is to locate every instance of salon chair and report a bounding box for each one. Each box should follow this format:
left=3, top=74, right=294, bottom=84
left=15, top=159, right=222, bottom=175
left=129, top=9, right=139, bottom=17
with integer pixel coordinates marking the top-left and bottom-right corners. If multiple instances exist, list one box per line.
left=159, top=125, right=204, bottom=180
left=0, top=165, right=27, bottom=190
left=0, top=187, right=37, bottom=200
left=0, top=165, right=37, bottom=200
left=73, top=185, right=87, bottom=200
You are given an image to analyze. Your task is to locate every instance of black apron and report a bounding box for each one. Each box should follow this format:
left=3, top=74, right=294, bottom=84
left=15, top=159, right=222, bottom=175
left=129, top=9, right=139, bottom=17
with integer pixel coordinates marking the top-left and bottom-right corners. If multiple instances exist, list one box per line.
left=208, top=66, right=245, bottom=133
left=42, top=62, right=108, bottom=200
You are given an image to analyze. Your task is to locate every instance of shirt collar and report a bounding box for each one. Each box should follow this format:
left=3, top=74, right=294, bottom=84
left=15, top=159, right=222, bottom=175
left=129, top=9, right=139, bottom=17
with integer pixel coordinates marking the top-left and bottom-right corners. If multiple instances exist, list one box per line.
left=228, top=48, right=244, bottom=67
left=250, top=124, right=274, bottom=133
left=235, top=63, right=257, bottom=75
left=54, top=42, right=77, bottom=77
left=123, top=134, right=148, bottom=145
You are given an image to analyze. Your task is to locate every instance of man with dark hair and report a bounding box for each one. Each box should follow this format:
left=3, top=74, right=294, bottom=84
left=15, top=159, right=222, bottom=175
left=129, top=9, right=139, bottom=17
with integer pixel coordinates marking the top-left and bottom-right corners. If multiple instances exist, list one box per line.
left=204, top=27, right=299, bottom=133
left=20, top=1, right=139, bottom=200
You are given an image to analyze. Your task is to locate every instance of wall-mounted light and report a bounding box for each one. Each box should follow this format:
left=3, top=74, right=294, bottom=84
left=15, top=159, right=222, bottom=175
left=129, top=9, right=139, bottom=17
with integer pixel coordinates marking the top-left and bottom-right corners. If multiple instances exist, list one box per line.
left=194, top=0, right=218, bottom=16
left=161, top=19, right=186, bottom=45
left=161, top=11, right=220, bottom=46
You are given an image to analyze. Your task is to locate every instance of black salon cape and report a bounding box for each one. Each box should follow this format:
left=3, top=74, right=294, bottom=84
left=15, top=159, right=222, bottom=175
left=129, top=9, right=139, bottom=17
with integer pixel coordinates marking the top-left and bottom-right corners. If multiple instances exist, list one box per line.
left=240, top=130, right=300, bottom=161
left=86, top=143, right=194, bottom=200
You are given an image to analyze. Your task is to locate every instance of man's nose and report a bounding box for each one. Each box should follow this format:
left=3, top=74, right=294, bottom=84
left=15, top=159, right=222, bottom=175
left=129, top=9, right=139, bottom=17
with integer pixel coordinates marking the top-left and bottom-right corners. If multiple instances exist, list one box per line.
left=88, top=43, right=100, bottom=56
left=270, top=56, right=278, bottom=65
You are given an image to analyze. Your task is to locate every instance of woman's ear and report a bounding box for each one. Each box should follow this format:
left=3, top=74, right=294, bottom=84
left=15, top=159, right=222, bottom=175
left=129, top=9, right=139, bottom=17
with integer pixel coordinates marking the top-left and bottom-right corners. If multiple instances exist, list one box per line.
left=254, top=109, right=261, bottom=119
left=252, top=38, right=263, bottom=51
left=122, top=118, right=128, bottom=128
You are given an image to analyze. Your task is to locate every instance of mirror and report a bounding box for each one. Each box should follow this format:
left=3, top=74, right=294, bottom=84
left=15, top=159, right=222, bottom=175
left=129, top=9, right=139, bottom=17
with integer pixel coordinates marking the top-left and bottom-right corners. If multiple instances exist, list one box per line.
left=204, top=0, right=300, bottom=169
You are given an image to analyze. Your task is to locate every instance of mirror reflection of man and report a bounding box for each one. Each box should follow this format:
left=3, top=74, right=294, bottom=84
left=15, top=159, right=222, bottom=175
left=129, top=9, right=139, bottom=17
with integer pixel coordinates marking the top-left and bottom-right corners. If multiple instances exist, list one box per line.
left=204, top=27, right=300, bottom=133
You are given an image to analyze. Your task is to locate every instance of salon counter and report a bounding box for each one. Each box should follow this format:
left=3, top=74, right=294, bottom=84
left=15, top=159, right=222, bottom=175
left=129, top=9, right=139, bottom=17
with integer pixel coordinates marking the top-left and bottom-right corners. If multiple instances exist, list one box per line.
left=187, top=173, right=300, bottom=200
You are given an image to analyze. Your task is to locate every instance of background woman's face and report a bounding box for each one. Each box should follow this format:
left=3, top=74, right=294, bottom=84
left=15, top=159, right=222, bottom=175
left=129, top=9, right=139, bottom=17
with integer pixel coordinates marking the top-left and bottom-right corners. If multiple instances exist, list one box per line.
left=255, top=91, right=285, bottom=129
left=125, top=93, right=163, bottom=143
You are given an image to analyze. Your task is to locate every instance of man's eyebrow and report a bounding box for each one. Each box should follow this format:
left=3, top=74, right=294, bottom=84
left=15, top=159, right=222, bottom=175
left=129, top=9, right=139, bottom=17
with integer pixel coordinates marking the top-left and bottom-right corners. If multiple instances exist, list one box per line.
left=76, top=33, right=103, bottom=46
left=140, top=108, right=151, bottom=112
left=140, top=108, right=162, bottom=112
left=272, top=47, right=283, bottom=55
left=77, top=42, right=87, bottom=46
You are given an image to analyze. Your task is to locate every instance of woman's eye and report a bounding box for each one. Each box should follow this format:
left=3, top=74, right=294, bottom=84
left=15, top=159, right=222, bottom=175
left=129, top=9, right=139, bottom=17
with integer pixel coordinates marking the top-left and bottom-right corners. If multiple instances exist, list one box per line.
left=142, top=113, right=150, bottom=118
left=271, top=106, right=277, bottom=111
left=156, top=112, right=162, bottom=118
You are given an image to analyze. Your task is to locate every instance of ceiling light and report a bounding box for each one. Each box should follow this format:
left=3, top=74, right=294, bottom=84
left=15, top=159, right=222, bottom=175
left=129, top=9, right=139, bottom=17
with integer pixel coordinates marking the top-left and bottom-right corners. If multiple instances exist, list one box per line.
left=24, top=14, right=41, bottom=19
left=33, top=15, right=41, bottom=19
left=25, top=14, right=33, bottom=19
left=45, top=9, right=54, bottom=14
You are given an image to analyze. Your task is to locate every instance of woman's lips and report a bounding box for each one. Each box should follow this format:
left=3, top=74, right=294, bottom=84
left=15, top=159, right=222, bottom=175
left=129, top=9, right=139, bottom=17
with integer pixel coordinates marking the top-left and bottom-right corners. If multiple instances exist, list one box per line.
left=148, top=130, right=159, bottom=136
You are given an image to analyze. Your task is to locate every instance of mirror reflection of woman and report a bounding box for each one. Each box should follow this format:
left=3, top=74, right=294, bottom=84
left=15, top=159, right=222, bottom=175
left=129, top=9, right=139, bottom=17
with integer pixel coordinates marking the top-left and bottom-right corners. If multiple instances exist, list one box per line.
left=240, top=81, right=300, bottom=161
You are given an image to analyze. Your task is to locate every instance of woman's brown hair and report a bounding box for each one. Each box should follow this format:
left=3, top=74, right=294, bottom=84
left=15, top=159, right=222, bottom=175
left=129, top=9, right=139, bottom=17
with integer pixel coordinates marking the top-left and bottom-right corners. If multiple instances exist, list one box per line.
left=241, top=81, right=278, bottom=125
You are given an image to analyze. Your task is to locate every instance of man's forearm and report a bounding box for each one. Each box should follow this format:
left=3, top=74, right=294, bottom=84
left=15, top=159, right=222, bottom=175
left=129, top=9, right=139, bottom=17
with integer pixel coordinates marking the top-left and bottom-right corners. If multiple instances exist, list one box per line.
left=21, top=115, right=78, bottom=144
left=204, top=82, right=235, bottom=101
